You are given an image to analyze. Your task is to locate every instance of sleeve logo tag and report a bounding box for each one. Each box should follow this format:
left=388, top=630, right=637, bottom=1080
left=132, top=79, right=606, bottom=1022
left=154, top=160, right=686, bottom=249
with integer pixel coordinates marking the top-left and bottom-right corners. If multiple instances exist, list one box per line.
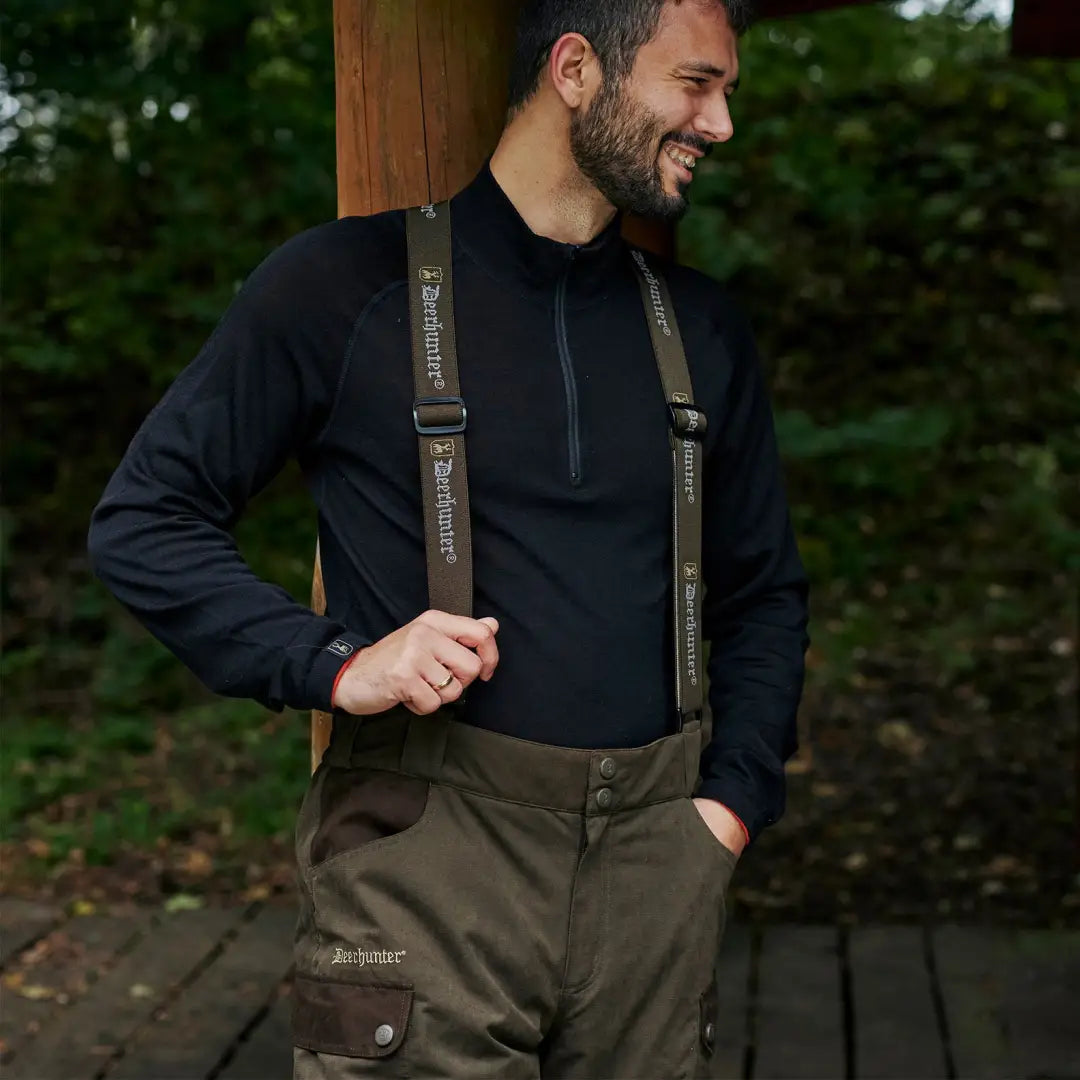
left=327, top=639, right=355, bottom=657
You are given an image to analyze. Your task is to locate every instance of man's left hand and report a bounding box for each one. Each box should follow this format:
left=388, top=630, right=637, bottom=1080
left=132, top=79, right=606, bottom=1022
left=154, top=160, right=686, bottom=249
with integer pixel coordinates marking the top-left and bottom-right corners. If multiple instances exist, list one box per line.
left=692, top=797, right=747, bottom=859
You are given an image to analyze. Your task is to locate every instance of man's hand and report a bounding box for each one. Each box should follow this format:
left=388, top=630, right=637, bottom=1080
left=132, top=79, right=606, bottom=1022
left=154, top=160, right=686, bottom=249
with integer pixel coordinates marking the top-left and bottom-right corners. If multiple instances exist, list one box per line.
left=332, top=610, right=500, bottom=716
left=692, top=797, right=747, bottom=859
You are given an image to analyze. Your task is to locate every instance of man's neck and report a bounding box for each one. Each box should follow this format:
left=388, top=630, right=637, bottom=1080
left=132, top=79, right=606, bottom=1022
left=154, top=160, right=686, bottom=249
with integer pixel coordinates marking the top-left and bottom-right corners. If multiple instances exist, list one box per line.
left=488, top=121, right=618, bottom=247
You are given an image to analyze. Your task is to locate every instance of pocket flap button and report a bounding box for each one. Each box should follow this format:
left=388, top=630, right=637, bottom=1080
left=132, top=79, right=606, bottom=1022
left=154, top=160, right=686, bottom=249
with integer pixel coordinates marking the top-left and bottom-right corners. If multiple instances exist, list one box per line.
left=374, top=1023, right=394, bottom=1047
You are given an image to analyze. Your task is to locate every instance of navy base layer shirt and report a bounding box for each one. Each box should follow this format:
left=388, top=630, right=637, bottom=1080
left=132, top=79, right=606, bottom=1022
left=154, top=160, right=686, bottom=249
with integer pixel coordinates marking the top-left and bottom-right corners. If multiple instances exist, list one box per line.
left=87, top=159, right=810, bottom=843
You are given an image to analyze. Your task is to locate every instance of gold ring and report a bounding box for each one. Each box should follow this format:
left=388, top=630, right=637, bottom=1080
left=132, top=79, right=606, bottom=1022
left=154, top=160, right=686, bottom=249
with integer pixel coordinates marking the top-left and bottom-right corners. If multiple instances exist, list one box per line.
left=432, top=672, right=454, bottom=691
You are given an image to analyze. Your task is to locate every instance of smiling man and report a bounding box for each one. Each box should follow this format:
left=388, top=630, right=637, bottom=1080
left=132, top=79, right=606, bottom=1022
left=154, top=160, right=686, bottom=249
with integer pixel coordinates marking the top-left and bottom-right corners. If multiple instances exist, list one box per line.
left=88, top=0, right=809, bottom=1076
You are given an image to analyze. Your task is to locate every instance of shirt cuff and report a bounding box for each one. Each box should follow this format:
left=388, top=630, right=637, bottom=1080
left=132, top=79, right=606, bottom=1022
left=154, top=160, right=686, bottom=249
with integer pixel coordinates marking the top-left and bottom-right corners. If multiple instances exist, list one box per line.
left=330, top=650, right=361, bottom=709
left=304, top=630, right=372, bottom=712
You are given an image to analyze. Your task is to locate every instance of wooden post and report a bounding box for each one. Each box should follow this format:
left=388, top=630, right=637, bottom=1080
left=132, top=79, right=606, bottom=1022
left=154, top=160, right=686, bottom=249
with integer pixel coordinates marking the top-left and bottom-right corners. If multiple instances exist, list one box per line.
left=315, top=0, right=674, bottom=771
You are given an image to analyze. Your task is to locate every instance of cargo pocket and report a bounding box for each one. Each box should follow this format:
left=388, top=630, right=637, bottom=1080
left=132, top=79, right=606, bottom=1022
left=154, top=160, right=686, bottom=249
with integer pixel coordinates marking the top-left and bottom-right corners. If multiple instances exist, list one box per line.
left=292, top=972, right=412, bottom=1057
left=308, top=766, right=434, bottom=874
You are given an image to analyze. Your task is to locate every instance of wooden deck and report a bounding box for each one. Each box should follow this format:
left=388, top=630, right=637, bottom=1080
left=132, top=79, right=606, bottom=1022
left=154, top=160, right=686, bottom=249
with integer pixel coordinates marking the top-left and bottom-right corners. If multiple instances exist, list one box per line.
left=1, top=898, right=1076, bottom=1079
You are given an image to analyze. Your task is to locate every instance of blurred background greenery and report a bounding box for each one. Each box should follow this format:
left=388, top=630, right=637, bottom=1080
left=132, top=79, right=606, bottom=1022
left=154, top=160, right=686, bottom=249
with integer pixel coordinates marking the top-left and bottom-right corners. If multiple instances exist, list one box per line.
left=1, top=0, right=1077, bottom=922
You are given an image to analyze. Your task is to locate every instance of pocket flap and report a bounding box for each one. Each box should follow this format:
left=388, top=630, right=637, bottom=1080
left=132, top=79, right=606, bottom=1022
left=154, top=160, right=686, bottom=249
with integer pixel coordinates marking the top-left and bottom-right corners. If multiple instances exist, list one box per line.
left=292, top=973, right=413, bottom=1057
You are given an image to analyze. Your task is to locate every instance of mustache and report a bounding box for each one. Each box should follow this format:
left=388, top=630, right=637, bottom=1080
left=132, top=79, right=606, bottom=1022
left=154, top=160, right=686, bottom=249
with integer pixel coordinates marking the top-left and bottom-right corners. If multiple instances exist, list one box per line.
left=661, top=133, right=711, bottom=156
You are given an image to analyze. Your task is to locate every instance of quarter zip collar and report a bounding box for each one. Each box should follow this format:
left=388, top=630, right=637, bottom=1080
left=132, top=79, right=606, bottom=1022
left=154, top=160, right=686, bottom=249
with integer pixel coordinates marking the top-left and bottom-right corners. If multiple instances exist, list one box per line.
left=450, top=157, right=629, bottom=302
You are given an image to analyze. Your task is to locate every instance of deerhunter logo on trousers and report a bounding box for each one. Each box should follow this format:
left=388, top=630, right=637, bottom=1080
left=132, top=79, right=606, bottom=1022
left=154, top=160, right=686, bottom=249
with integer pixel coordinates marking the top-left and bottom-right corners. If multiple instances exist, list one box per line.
left=421, top=280, right=447, bottom=390
left=433, top=457, right=458, bottom=564
left=631, top=249, right=672, bottom=338
left=331, top=947, right=407, bottom=966
left=684, top=563, right=699, bottom=686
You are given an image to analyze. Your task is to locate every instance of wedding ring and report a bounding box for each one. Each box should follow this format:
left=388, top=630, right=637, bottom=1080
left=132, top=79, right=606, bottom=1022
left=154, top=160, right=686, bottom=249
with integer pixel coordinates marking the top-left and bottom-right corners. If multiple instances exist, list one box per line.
left=432, top=672, right=454, bottom=691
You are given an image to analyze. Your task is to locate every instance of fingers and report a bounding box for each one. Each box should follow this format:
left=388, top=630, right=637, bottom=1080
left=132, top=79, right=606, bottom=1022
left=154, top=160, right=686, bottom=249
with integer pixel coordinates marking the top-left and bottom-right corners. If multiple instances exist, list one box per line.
left=430, top=636, right=485, bottom=687
left=418, top=610, right=501, bottom=681
left=406, top=665, right=455, bottom=717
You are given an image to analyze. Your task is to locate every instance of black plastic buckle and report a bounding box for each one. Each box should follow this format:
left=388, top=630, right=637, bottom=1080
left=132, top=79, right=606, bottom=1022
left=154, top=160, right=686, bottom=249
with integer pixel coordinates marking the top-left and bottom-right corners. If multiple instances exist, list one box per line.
left=413, top=396, right=467, bottom=435
left=668, top=402, right=707, bottom=439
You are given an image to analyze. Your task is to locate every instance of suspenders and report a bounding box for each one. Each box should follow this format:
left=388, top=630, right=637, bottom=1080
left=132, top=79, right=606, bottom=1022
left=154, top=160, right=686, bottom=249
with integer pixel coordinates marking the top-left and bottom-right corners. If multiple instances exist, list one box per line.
left=406, top=202, right=707, bottom=731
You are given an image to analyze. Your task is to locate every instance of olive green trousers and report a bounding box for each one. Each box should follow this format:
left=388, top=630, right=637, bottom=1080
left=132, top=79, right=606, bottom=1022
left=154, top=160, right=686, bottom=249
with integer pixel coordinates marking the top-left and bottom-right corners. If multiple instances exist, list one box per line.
left=291, top=705, right=737, bottom=1079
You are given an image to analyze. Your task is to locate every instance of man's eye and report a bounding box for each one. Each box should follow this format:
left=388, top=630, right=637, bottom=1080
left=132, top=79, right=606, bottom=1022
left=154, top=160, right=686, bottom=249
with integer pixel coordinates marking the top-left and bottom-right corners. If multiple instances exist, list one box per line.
left=684, top=76, right=709, bottom=86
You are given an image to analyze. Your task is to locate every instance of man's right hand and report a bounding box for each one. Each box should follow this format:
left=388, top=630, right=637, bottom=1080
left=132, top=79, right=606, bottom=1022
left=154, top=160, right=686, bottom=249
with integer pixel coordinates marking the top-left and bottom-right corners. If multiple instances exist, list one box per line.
left=331, top=610, right=500, bottom=716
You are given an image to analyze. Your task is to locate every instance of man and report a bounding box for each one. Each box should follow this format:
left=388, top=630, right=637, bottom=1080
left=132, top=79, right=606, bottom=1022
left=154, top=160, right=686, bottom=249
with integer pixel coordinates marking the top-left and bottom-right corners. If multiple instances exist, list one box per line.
left=88, top=0, right=809, bottom=1075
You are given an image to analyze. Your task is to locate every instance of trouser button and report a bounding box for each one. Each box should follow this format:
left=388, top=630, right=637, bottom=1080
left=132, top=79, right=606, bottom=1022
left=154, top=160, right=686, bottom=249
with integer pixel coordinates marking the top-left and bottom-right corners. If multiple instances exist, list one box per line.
left=596, top=787, right=613, bottom=809
left=374, top=1024, right=395, bottom=1047
left=599, top=756, right=617, bottom=779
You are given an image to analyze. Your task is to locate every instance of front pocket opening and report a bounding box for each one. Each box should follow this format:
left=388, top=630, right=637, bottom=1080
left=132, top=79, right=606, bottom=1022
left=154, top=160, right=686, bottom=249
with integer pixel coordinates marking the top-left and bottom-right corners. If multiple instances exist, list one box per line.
left=685, top=797, right=739, bottom=870
left=292, top=973, right=414, bottom=1058
left=309, top=767, right=432, bottom=869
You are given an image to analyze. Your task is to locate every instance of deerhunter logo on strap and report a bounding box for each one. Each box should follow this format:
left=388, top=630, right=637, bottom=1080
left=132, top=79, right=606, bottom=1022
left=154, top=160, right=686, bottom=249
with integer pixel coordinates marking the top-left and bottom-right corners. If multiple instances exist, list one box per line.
left=421, top=281, right=447, bottom=390
left=430, top=439, right=456, bottom=457
left=630, top=249, right=672, bottom=337
left=684, top=563, right=699, bottom=686
left=433, top=457, right=458, bottom=564
left=419, top=203, right=437, bottom=219
left=670, top=396, right=700, bottom=502
left=419, top=267, right=443, bottom=283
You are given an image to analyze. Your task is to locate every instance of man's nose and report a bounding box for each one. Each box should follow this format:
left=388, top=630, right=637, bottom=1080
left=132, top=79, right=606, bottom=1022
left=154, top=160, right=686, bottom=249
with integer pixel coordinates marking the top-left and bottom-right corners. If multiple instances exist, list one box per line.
left=694, top=96, right=734, bottom=145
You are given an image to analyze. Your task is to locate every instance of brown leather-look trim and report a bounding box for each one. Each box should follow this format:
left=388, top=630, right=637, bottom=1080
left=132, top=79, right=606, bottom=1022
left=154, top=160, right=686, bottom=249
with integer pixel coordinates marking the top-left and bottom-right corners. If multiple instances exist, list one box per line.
left=292, top=972, right=413, bottom=1057
left=310, top=766, right=431, bottom=869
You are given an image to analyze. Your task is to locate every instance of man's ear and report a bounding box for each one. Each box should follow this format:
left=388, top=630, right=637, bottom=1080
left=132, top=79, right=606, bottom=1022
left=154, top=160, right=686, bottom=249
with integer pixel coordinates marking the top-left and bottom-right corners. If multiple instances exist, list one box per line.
left=547, top=32, right=598, bottom=110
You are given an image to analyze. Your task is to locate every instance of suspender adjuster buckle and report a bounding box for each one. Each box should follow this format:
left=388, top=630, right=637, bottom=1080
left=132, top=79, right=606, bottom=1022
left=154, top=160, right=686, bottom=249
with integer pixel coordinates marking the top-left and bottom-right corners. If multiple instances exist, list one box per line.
left=414, top=396, right=467, bottom=435
left=668, top=402, right=707, bottom=439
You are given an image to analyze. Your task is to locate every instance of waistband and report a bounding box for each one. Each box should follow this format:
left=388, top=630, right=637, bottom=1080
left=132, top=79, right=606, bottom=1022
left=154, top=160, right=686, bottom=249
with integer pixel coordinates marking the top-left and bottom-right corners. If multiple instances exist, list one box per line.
left=323, top=705, right=704, bottom=815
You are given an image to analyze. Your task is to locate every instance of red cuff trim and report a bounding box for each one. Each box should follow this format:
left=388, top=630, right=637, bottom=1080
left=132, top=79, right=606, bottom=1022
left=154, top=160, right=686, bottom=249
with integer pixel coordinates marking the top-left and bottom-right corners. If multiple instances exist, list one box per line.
left=715, top=802, right=751, bottom=846
left=330, top=652, right=358, bottom=709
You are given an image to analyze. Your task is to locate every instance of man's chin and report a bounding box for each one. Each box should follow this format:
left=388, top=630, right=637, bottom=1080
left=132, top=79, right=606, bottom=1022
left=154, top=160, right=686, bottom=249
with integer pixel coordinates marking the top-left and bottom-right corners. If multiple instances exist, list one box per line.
left=633, top=191, right=690, bottom=223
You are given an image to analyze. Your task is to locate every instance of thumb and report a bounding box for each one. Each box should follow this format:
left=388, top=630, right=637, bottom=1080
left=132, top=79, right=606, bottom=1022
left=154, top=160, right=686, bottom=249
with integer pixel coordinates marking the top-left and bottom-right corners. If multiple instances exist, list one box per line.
left=478, top=616, right=499, bottom=633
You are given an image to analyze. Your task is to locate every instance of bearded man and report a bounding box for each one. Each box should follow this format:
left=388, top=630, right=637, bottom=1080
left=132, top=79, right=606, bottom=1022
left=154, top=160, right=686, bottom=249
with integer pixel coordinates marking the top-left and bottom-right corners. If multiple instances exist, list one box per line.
left=88, top=0, right=810, bottom=1075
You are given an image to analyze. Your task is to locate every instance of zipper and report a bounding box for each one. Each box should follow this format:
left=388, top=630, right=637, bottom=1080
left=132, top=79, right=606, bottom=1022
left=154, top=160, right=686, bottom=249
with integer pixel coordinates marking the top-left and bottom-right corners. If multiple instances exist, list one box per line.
left=554, top=251, right=583, bottom=487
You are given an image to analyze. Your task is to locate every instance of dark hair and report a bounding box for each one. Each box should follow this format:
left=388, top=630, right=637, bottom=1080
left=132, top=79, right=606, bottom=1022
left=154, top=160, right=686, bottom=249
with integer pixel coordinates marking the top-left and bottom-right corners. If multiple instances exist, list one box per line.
left=506, top=0, right=755, bottom=119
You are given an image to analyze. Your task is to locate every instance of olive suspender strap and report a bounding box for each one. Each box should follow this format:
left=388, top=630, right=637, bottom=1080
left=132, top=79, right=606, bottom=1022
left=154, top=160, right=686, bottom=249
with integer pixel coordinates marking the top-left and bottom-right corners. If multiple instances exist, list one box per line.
left=399, top=204, right=706, bottom=729
left=629, top=248, right=706, bottom=723
left=406, top=202, right=474, bottom=619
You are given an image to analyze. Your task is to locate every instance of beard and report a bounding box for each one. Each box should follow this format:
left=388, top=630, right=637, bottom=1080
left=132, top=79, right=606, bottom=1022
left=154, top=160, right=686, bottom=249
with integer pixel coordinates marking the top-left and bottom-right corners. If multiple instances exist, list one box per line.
left=569, top=75, right=703, bottom=222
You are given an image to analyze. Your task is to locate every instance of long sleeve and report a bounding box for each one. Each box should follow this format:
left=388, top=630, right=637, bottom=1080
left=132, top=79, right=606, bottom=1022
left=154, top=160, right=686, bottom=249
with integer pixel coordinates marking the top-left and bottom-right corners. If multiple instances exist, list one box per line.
left=87, top=225, right=370, bottom=713
left=696, top=294, right=811, bottom=844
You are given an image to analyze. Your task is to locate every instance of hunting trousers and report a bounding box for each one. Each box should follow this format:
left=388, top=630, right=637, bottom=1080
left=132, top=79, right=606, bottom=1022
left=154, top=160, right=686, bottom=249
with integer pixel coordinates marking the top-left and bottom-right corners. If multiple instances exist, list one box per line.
left=291, top=705, right=738, bottom=1079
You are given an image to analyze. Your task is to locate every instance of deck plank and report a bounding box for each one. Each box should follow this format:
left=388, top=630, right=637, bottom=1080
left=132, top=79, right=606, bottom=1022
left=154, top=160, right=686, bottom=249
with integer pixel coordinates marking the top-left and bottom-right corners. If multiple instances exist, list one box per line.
left=0, top=910, right=152, bottom=1066
left=1007, top=929, right=1080, bottom=1078
left=934, top=925, right=1080, bottom=1079
left=753, top=925, right=845, bottom=1080
left=849, top=925, right=947, bottom=1079
left=0, top=899, right=62, bottom=967
left=711, top=922, right=753, bottom=1080
left=5, top=905, right=246, bottom=1080
left=111, top=903, right=297, bottom=1080
left=218, top=981, right=294, bottom=1080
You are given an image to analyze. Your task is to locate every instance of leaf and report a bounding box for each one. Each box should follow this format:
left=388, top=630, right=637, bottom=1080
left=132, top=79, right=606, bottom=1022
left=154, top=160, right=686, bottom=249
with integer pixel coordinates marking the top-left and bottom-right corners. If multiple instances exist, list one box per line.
left=163, top=893, right=204, bottom=913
